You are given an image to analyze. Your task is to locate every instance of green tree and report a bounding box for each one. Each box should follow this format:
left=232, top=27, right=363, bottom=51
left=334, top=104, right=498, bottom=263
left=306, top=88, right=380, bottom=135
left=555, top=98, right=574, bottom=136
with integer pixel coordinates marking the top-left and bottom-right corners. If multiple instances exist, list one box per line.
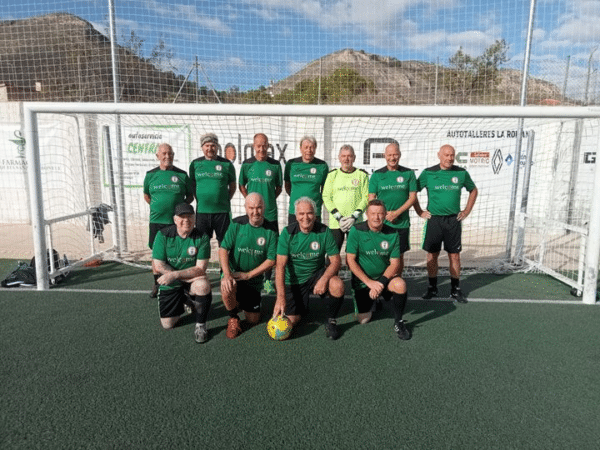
left=446, top=39, right=509, bottom=102
left=474, top=39, right=509, bottom=88
left=123, top=30, right=144, bottom=57
left=275, top=68, right=376, bottom=104
left=150, top=38, right=176, bottom=71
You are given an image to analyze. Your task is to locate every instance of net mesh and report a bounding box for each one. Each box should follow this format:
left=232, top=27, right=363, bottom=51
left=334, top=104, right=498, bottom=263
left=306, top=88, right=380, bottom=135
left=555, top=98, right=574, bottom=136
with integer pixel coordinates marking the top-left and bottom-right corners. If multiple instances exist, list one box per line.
left=9, top=110, right=598, bottom=289
left=0, top=1, right=598, bottom=105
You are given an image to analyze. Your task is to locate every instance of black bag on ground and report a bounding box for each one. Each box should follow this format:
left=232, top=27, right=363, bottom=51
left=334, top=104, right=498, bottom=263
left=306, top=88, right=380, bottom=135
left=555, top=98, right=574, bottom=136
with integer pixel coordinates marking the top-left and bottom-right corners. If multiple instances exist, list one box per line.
left=1, top=249, right=69, bottom=288
left=1, top=262, right=36, bottom=287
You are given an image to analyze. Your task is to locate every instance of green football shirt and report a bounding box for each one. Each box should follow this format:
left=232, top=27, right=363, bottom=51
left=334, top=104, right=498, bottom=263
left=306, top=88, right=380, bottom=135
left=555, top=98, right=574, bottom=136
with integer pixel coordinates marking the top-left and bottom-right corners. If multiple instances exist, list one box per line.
left=152, top=226, right=211, bottom=289
left=239, top=156, right=283, bottom=222
left=369, top=165, right=417, bottom=229
left=284, top=157, right=329, bottom=216
left=417, top=164, right=476, bottom=216
left=143, top=166, right=192, bottom=224
left=277, top=221, right=339, bottom=285
left=220, top=215, right=279, bottom=289
left=189, top=156, right=236, bottom=214
left=346, top=222, right=400, bottom=290
left=322, top=167, right=369, bottom=229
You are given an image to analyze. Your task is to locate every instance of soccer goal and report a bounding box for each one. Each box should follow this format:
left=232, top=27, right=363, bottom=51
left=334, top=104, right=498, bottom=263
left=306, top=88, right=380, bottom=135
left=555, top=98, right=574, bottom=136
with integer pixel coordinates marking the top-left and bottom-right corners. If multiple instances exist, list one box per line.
left=22, top=102, right=600, bottom=303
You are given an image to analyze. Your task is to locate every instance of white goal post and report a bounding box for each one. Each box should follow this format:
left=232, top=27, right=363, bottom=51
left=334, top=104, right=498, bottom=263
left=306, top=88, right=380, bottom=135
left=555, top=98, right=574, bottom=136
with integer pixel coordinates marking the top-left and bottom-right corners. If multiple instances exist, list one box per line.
left=23, top=102, right=600, bottom=304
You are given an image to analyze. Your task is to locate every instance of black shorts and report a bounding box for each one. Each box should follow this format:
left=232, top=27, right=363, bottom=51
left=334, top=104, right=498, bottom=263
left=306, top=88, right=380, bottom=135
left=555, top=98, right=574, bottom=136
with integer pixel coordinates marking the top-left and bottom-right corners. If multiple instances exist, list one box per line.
left=195, top=212, right=230, bottom=243
left=158, top=282, right=191, bottom=318
left=235, top=280, right=262, bottom=313
left=353, top=285, right=394, bottom=314
left=394, top=227, right=410, bottom=254
left=331, top=228, right=346, bottom=252
left=149, top=223, right=171, bottom=249
left=422, top=215, right=462, bottom=254
left=284, top=267, right=327, bottom=316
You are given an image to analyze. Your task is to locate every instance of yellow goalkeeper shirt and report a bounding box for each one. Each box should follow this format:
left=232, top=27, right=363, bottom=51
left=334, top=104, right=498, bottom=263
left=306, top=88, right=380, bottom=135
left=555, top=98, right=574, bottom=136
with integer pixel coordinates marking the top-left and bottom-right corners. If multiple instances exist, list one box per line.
left=322, top=167, right=369, bottom=229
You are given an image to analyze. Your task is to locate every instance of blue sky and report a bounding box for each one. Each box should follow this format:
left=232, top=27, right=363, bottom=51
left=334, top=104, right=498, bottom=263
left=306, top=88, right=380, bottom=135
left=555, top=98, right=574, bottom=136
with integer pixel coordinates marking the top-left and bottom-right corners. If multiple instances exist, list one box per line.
left=2, top=0, right=599, bottom=99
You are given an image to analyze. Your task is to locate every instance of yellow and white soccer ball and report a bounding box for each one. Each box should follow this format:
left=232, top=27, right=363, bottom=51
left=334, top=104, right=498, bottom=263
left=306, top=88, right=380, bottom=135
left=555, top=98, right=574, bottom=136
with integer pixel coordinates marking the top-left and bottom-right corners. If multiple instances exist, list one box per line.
left=267, top=316, right=292, bottom=341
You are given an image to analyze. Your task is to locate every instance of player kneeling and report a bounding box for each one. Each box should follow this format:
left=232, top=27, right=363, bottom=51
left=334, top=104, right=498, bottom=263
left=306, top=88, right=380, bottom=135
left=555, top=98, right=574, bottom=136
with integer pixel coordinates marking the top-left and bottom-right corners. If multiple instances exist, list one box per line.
left=346, top=200, right=410, bottom=340
left=152, top=203, right=212, bottom=343
left=272, top=197, right=345, bottom=340
left=219, top=193, right=278, bottom=339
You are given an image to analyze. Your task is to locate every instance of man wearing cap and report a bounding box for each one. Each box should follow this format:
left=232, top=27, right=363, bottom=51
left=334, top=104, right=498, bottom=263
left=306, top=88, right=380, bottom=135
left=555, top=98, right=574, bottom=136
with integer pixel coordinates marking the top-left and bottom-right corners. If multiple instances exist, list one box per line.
left=219, top=193, right=278, bottom=339
left=144, top=143, right=193, bottom=298
left=189, top=133, right=237, bottom=243
left=152, top=203, right=212, bottom=343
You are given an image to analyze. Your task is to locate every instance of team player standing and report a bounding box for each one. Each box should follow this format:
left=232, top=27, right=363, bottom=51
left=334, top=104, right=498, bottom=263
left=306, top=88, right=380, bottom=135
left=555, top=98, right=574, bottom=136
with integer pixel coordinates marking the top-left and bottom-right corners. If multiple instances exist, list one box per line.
left=144, top=135, right=477, bottom=342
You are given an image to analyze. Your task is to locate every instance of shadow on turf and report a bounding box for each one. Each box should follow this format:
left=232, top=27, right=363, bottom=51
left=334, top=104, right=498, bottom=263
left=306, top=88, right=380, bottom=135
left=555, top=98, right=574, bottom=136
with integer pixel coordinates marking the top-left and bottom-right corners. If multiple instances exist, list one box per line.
left=61, top=262, right=151, bottom=288
left=173, top=283, right=460, bottom=340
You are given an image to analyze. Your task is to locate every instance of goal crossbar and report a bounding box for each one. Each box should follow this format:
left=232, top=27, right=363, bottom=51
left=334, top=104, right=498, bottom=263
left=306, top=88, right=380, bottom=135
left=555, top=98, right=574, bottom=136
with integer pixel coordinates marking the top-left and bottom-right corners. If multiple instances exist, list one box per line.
left=23, top=103, right=600, bottom=118
left=23, top=103, right=600, bottom=305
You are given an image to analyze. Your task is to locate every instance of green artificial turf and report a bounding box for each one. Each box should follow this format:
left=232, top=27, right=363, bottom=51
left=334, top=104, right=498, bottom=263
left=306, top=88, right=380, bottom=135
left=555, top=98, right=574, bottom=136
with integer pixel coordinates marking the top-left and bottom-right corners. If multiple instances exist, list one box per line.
left=1, top=287, right=599, bottom=449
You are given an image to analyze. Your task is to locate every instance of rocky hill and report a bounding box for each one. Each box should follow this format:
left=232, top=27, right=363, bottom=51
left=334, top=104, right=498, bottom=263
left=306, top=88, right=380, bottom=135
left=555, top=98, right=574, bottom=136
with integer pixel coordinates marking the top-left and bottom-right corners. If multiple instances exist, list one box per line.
left=0, top=13, right=194, bottom=102
left=0, top=15, right=564, bottom=105
left=270, top=48, right=564, bottom=105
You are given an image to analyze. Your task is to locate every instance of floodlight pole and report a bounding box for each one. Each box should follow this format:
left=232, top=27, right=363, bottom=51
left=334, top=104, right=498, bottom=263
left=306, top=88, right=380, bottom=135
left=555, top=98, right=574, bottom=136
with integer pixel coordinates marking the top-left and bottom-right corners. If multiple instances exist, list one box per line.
left=505, top=0, right=537, bottom=262
left=562, top=55, right=570, bottom=98
left=108, top=0, right=128, bottom=254
left=584, top=47, right=598, bottom=105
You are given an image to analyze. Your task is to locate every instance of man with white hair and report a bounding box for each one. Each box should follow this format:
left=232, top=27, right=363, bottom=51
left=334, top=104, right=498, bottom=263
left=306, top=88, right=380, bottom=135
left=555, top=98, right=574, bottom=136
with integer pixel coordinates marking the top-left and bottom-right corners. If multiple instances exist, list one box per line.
left=273, top=197, right=345, bottom=340
left=284, top=135, right=329, bottom=224
left=323, top=144, right=369, bottom=250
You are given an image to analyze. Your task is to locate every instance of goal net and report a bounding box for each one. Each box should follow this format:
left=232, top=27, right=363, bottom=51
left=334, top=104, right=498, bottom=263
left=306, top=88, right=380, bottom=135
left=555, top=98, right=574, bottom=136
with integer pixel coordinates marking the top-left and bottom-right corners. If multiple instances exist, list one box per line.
left=20, top=103, right=600, bottom=300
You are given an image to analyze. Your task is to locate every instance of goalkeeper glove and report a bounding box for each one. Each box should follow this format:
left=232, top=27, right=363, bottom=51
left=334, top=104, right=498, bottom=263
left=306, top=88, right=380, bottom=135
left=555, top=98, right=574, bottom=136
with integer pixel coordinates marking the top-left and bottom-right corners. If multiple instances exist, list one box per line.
left=339, top=216, right=356, bottom=232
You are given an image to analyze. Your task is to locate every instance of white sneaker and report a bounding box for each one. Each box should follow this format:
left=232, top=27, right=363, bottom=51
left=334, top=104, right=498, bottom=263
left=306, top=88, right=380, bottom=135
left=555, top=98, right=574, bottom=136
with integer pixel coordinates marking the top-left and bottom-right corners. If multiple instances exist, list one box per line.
left=194, top=323, right=208, bottom=343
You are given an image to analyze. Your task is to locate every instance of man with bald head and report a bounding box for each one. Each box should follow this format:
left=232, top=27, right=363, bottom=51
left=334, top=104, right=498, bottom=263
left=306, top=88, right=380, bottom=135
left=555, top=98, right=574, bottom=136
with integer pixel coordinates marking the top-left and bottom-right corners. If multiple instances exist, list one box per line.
left=219, top=193, right=278, bottom=339
left=144, top=143, right=193, bottom=298
left=239, top=133, right=283, bottom=293
left=414, top=144, right=478, bottom=303
left=239, top=133, right=283, bottom=225
left=368, top=142, right=417, bottom=275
